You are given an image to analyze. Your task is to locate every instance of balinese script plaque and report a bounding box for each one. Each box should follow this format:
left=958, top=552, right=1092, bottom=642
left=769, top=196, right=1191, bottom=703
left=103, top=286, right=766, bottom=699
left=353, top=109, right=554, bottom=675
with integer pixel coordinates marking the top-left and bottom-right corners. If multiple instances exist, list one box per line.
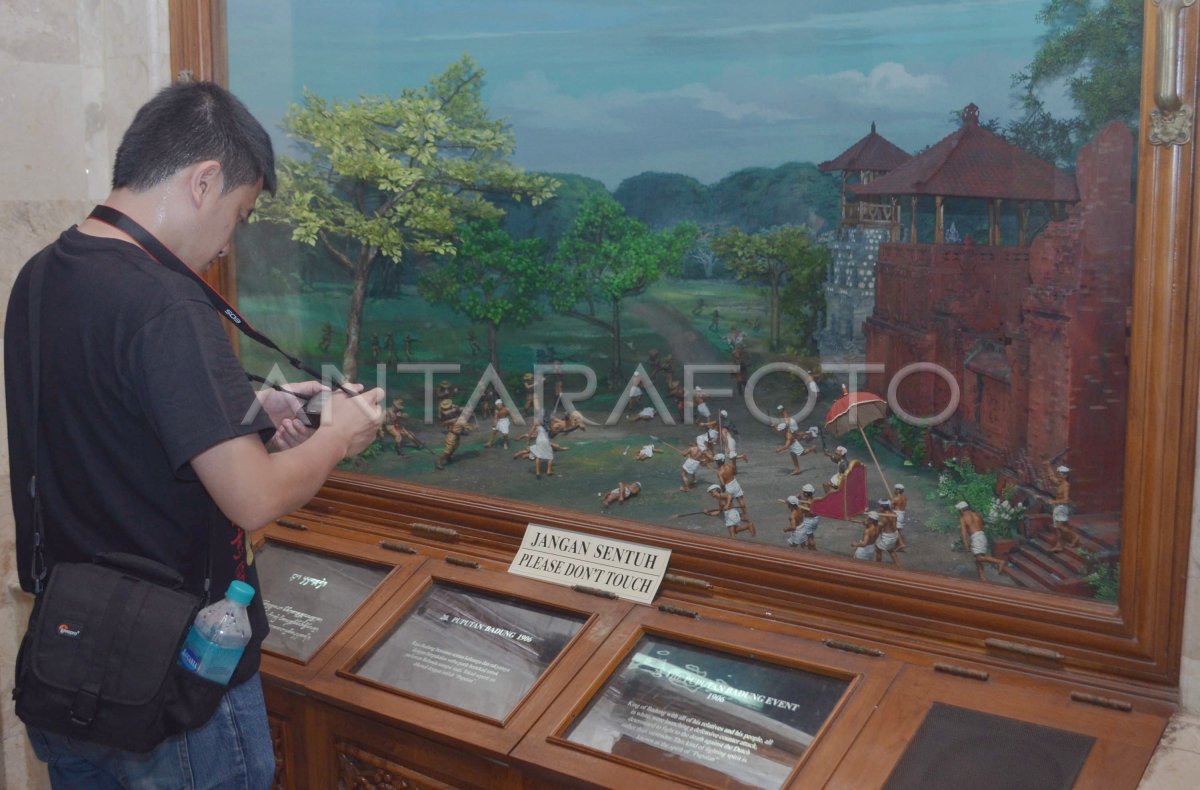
left=351, top=582, right=587, bottom=720
left=256, top=541, right=390, bottom=662
left=564, top=635, right=849, bottom=790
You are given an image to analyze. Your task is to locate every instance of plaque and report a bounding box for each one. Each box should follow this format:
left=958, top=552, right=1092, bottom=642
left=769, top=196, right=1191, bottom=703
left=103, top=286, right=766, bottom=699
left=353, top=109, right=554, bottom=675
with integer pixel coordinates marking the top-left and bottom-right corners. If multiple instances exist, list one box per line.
left=564, top=635, right=850, bottom=790
left=351, top=582, right=587, bottom=720
left=256, top=541, right=391, bottom=662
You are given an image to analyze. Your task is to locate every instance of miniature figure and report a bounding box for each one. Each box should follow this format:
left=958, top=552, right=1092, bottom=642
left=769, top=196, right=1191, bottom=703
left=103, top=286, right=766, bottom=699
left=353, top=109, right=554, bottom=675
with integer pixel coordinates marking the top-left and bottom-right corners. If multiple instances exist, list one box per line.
left=783, top=485, right=820, bottom=550
left=875, top=500, right=901, bottom=564
left=777, top=424, right=818, bottom=475
left=823, top=445, right=850, bottom=493
left=435, top=413, right=475, bottom=470
left=634, top=443, right=661, bottom=461
left=851, top=512, right=882, bottom=561
left=957, top=501, right=1008, bottom=580
left=714, top=453, right=748, bottom=516
left=601, top=481, right=641, bottom=510
left=1045, top=462, right=1079, bottom=552
left=485, top=399, right=512, bottom=449
left=891, top=483, right=909, bottom=551
left=705, top=484, right=755, bottom=538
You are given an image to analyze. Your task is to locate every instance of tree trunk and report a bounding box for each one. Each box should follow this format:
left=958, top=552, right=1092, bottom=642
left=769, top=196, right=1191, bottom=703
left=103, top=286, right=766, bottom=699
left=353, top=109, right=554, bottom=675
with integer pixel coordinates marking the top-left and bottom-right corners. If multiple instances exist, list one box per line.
left=610, top=298, right=623, bottom=385
left=342, top=264, right=369, bottom=382
left=487, top=320, right=500, bottom=379
left=769, top=280, right=782, bottom=350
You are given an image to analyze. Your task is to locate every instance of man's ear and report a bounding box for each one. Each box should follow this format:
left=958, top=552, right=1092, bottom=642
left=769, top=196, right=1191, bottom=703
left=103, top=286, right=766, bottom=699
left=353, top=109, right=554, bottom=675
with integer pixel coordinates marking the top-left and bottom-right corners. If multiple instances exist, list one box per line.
left=188, top=160, right=224, bottom=207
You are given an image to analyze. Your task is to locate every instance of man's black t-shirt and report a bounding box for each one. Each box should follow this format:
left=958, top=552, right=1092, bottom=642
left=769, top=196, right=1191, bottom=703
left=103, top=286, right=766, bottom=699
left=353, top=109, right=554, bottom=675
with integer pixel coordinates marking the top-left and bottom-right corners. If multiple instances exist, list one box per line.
left=5, top=228, right=275, bottom=687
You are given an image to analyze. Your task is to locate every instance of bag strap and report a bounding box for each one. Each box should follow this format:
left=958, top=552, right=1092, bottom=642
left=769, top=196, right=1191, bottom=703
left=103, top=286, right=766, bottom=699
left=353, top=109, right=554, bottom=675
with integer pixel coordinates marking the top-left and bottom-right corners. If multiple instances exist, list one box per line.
left=27, top=249, right=50, bottom=594
left=87, top=205, right=356, bottom=396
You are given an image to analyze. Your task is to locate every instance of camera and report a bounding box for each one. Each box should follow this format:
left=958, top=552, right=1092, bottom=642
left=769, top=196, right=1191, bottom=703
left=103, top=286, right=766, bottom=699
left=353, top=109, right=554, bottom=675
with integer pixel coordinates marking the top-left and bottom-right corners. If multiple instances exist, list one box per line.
left=298, top=390, right=331, bottom=428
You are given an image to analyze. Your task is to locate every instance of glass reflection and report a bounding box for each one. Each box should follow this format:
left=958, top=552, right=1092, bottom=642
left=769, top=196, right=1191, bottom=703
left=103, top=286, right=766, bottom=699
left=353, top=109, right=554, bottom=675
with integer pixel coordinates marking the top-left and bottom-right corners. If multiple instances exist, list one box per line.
left=229, top=1, right=1139, bottom=599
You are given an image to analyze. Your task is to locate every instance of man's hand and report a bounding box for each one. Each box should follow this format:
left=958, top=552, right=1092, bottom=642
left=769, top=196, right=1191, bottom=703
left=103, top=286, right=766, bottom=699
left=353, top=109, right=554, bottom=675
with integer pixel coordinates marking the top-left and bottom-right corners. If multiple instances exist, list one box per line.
left=257, top=380, right=325, bottom=451
left=319, top=384, right=385, bottom=457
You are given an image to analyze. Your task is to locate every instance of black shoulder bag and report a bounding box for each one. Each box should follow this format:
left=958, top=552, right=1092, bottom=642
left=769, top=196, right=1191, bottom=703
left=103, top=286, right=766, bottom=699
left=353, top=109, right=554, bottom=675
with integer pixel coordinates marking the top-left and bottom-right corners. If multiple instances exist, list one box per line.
left=11, top=246, right=226, bottom=753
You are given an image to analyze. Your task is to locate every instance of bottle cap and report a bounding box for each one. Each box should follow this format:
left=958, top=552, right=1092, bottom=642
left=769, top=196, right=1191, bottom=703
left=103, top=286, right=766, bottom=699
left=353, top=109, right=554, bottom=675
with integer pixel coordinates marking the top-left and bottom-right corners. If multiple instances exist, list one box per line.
left=226, top=580, right=256, bottom=606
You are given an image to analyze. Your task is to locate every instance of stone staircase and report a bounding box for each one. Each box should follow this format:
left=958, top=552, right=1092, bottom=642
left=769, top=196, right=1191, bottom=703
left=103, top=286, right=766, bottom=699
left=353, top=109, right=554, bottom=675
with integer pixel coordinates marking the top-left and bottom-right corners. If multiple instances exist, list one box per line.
left=999, top=512, right=1120, bottom=597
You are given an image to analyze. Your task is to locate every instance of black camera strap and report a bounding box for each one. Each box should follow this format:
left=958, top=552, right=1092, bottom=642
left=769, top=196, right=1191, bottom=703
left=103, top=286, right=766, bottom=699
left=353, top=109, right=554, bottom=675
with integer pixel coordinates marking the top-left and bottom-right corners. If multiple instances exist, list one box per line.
left=87, top=204, right=354, bottom=395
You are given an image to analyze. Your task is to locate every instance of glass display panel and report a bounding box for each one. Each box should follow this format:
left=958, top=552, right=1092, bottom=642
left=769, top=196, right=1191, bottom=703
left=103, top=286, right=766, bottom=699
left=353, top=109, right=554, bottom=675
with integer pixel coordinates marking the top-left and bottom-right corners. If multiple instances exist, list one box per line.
left=563, top=634, right=850, bottom=790
left=351, top=582, right=586, bottom=720
left=229, top=1, right=1139, bottom=599
left=256, top=540, right=391, bottom=662
left=882, top=703, right=1094, bottom=790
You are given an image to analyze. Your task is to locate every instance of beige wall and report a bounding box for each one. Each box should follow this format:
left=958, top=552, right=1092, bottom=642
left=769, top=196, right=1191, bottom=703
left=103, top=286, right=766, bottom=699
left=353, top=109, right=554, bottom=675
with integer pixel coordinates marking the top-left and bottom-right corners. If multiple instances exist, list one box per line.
left=0, top=0, right=169, bottom=785
left=0, top=1, right=1196, bottom=788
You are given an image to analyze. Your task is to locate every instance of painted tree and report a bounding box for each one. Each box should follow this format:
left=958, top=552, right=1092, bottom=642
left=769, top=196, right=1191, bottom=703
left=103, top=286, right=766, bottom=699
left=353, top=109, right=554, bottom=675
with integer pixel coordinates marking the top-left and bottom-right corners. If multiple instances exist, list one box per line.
left=255, top=56, right=557, bottom=380
left=418, top=219, right=546, bottom=377
left=1008, top=0, right=1142, bottom=166
left=550, top=195, right=697, bottom=384
left=711, top=225, right=827, bottom=351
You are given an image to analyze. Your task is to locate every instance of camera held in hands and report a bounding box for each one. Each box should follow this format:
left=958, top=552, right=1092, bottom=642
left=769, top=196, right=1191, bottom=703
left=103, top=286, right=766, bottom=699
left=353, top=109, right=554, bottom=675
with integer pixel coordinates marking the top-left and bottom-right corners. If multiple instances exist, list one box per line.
left=298, top=390, right=331, bottom=428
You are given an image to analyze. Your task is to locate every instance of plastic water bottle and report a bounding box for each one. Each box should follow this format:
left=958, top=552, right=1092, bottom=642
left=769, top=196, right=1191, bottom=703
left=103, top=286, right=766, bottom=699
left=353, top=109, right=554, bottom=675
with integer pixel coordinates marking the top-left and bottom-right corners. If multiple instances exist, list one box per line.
left=178, top=580, right=255, bottom=685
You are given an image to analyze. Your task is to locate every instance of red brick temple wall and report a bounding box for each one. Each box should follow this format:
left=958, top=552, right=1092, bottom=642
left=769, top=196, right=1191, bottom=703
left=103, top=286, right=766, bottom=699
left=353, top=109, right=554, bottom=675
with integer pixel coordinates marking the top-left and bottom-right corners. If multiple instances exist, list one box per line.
left=865, top=121, right=1133, bottom=514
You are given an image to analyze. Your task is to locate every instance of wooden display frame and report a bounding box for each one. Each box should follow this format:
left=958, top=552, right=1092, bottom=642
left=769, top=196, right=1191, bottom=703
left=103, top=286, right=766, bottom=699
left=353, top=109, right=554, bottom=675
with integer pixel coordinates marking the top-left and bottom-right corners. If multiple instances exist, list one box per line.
left=305, top=555, right=634, bottom=758
left=172, top=0, right=1200, bottom=693
left=825, top=663, right=1172, bottom=789
left=251, top=523, right=423, bottom=685
left=513, top=601, right=904, bottom=790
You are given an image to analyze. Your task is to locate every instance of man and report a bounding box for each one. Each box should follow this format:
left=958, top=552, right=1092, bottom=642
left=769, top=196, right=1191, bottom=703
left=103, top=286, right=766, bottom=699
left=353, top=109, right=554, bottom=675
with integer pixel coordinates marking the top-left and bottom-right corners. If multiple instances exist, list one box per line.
left=714, top=453, right=748, bottom=515
left=634, top=443, right=661, bottom=461
left=875, top=500, right=901, bottom=565
left=627, top=405, right=658, bottom=422
left=485, top=399, right=512, bottom=449
left=783, top=485, right=819, bottom=550
left=705, top=484, right=756, bottom=538
left=5, top=81, right=384, bottom=788
left=678, top=443, right=709, bottom=491
left=601, top=481, right=641, bottom=510
left=436, top=412, right=475, bottom=470
left=891, top=483, right=909, bottom=551
left=382, top=397, right=423, bottom=456
left=1045, top=462, right=1079, bottom=552
left=777, top=424, right=817, bottom=475
left=957, top=501, right=1008, bottom=581
left=851, top=512, right=882, bottom=561
left=693, top=386, right=712, bottom=422
left=823, top=446, right=850, bottom=493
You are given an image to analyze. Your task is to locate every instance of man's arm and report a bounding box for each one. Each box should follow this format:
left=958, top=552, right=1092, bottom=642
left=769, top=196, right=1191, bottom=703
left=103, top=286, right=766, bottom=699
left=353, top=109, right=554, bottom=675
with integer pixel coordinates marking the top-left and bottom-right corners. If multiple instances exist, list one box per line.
left=192, top=387, right=383, bottom=533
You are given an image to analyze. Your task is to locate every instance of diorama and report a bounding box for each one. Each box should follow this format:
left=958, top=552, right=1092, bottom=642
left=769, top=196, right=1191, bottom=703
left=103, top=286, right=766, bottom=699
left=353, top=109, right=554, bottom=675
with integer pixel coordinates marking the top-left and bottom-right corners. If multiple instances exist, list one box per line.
left=228, top=0, right=1138, bottom=601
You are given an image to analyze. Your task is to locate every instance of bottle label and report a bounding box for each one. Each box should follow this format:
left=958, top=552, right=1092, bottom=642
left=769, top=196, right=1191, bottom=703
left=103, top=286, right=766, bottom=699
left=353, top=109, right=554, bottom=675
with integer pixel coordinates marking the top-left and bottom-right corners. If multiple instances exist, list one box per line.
left=178, top=626, right=244, bottom=684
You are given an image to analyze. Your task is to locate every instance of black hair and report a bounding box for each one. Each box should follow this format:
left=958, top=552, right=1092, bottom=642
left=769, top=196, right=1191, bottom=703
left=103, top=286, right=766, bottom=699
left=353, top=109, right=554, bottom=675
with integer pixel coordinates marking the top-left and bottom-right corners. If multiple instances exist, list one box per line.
left=112, top=81, right=276, bottom=195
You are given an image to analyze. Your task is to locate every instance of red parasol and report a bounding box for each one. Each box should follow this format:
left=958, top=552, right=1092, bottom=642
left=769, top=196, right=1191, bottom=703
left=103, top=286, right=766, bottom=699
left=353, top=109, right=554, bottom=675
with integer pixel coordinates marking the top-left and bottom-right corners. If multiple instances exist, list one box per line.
left=825, top=390, right=888, bottom=435
left=824, top=388, right=892, bottom=498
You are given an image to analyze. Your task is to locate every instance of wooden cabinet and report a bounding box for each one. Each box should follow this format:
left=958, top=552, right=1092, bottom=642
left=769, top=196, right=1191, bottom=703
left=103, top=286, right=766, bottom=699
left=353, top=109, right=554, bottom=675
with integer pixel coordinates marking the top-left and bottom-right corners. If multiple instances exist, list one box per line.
left=254, top=519, right=1172, bottom=789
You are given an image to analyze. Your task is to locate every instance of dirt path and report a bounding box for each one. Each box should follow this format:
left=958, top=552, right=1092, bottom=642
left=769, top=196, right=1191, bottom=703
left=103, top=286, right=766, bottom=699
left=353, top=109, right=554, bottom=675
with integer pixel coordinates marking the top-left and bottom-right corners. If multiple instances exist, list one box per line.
left=357, top=300, right=1011, bottom=587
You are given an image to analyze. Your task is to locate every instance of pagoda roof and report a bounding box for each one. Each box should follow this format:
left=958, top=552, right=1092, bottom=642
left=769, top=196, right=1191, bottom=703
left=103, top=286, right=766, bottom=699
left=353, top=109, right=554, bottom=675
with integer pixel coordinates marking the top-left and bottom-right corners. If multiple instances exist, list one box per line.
left=851, top=104, right=1078, bottom=203
left=818, top=122, right=912, bottom=173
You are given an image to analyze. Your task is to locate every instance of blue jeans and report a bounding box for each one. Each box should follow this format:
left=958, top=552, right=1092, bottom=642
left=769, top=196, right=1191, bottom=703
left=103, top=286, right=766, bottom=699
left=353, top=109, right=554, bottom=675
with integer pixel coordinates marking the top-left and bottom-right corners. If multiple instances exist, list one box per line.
left=27, top=672, right=275, bottom=790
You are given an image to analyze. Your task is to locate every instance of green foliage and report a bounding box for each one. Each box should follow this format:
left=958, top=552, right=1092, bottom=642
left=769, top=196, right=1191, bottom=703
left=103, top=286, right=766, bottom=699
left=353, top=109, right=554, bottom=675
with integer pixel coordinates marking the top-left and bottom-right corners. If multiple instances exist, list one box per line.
left=418, top=219, right=546, bottom=374
left=709, top=163, right=841, bottom=234
left=1082, top=550, right=1120, bottom=602
left=888, top=415, right=928, bottom=465
left=253, top=55, right=557, bottom=379
left=711, top=225, right=827, bottom=351
left=497, top=172, right=611, bottom=247
left=1009, top=0, right=1142, bottom=166
left=927, top=458, right=1025, bottom=542
left=550, top=195, right=699, bottom=381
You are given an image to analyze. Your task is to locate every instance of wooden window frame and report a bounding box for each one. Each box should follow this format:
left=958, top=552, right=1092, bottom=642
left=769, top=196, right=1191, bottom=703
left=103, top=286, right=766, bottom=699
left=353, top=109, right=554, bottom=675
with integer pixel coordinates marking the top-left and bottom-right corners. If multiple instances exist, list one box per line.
left=171, top=0, right=1200, bottom=691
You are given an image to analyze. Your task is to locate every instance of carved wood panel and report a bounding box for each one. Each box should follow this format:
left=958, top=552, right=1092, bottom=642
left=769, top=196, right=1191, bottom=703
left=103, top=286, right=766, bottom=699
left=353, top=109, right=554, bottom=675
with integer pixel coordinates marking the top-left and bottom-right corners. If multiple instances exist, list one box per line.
left=336, top=742, right=458, bottom=790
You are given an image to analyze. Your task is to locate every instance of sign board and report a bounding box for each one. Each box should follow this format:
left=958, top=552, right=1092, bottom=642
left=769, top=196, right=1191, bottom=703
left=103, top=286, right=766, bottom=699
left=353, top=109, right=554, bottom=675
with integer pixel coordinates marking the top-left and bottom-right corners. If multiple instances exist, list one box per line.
left=508, top=524, right=671, bottom=605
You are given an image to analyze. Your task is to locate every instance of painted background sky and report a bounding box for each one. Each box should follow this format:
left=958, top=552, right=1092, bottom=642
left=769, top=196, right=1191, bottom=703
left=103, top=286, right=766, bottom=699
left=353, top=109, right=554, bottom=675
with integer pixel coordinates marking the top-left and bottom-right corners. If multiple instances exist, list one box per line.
left=228, top=0, right=1069, bottom=189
